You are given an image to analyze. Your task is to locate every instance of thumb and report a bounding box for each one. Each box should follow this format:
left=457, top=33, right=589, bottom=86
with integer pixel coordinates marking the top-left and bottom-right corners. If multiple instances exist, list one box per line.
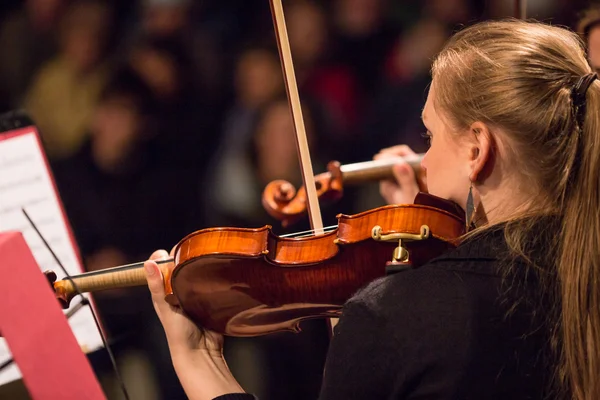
left=144, top=260, right=165, bottom=300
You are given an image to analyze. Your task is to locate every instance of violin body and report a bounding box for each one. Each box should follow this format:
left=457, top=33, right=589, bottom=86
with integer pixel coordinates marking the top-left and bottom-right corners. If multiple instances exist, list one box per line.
left=167, top=193, right=465, bottom=336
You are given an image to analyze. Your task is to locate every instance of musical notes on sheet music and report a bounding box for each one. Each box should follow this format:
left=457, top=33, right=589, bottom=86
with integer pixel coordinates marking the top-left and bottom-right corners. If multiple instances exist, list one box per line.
left=0, top=129, right=103, bottom=386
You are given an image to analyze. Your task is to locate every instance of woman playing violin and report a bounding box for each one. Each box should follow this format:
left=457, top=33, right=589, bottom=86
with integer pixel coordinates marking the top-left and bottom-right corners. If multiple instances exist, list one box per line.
left=143, top=19, right=600, bottom=399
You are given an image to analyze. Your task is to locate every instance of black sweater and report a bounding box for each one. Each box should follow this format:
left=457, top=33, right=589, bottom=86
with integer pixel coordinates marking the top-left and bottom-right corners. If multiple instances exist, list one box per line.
left=215, top=221, right=559, bottom=399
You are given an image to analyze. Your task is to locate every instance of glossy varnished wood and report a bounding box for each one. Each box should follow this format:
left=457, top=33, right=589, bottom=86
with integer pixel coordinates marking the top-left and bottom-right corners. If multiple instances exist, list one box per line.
left=49, top=193, right=465, bottom=337
left=336, top=203, right=463, bottom=243
left=170, top=193, right=465, bottom=336
left=176, top=227, right=271, bottom=260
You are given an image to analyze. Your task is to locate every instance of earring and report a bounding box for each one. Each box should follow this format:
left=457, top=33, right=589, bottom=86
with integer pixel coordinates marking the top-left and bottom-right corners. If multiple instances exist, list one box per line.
left=466, top=182, right=476, bottom=231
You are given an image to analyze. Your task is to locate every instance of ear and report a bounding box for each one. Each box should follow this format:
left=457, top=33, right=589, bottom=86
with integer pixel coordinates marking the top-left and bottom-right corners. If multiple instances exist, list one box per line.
left=467, top=121, right=493, bottom=182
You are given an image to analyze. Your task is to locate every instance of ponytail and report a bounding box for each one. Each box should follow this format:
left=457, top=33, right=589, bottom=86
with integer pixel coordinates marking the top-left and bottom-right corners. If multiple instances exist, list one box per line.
left=558, top=78, right=600, bottom=399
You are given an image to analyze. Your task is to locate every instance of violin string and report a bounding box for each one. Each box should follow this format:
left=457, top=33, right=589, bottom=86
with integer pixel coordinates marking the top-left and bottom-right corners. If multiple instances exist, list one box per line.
left=280, top=226, right=336, bottom=239
left=280, top=225, right=338, bottom=238
left=293, top=230, right=338, bottom=239
left=296, top=226, right=338, bottom=238
left=21, top=208, right=131, bottom=400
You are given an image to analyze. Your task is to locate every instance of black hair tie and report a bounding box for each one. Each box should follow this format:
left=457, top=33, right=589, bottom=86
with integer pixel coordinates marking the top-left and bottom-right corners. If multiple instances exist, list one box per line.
left=571, top=72, right=597, bottom=129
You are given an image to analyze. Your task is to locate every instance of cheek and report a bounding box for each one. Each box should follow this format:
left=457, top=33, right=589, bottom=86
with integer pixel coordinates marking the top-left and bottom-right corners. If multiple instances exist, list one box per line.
left=422, top=140, right=465, bottom=203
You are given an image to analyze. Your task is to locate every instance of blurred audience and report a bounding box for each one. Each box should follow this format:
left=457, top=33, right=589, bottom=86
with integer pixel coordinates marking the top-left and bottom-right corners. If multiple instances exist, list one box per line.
left=127, top=35, right=217, bottom=186
left=52, top=66, right=188, bottom=399
left=202, top=43, right=284, bottom=227
left=23, top=0, right=112, bottom=160
left=288, top=0, right=360, bottom=144
left=0, top=0, right=66, bottom=110
left=329, top=0, right=398, bottom=102
left=127, top=0, right=225, bottom=100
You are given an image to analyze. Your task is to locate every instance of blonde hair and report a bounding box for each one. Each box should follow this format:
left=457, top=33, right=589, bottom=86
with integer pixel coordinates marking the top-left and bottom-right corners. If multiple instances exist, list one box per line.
left=432, top=19, right=600, bottom=399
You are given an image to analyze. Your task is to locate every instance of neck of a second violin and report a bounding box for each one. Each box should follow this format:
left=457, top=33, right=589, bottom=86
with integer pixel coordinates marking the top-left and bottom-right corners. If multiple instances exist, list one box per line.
left=53, top=260, right=171, bottom=304
left=340, top=154, right=424, bottom=185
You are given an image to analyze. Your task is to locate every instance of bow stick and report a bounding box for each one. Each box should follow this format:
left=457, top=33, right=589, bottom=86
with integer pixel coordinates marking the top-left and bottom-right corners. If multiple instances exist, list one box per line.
left=269, top=0, right=337, bottom=333
left=269, top=0, right=324, bottom=236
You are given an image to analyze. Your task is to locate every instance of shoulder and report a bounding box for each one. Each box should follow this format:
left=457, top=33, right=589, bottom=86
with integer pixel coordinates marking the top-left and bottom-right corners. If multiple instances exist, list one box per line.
left=338, top=248, right=509, bottom=355
left=347, top=257, right=498, bottom=315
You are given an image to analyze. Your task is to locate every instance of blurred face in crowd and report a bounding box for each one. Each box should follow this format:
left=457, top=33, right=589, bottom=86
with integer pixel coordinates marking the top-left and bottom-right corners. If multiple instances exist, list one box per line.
left=235, top=49, right=283, bottom=108
left=254, top=101, right=315, bottom=184
left=425, top=0, right=470, bottom=24
left=588, top=26, right=600, bottom=72
left=130, top=47, right=179, bottom=100
left=334, top=0, right=383, bottom=36
left=60, top=2, right=110, bottom=72
left=143, top=3, right=189, bottom=37
left=90, top=95, right=142, bottom=172
left=391, top=19, right=447, bottom=76
left=288, top=1, right=327, bottom=66
left=27, top=0, right=65, bottom=29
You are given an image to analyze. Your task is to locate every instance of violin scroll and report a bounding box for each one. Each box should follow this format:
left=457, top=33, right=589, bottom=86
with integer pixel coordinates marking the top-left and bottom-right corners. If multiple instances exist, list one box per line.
left=262, top=161, right=344, bottom=226
left=44, top=270, right=70, bottom=309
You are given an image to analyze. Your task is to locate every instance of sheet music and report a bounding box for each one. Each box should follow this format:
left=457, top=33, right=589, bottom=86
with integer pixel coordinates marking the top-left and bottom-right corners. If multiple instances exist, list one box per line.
left=0, top=129, right=103, bottom=385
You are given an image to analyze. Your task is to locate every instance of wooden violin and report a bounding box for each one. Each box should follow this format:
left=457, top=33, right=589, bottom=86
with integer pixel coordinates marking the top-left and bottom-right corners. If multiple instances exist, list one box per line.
left=45, top=0, right=467, bottom=338
left=48, top=192, right=464, bottom=336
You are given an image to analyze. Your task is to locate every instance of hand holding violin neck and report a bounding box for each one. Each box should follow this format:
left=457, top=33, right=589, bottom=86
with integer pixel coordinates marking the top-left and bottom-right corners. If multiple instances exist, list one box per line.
left=262, top=155, right=425, bottom=226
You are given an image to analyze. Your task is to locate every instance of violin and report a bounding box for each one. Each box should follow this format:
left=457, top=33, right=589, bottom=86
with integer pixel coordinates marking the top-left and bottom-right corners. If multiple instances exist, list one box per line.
left=48, top=192, right=464, bottom=336
left=45, top=0, right=467, bottom=337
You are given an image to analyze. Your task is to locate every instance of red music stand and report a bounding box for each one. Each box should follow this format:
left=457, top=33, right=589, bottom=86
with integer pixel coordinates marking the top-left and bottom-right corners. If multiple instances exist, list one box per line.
left=0, top=231, right=105, bottom=399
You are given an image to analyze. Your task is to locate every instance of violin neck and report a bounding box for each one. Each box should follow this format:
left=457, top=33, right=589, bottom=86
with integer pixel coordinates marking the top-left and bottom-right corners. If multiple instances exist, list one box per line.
left=340, top=154, right=424, bottom=185
left=53, top=259, right=171, bottom=304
